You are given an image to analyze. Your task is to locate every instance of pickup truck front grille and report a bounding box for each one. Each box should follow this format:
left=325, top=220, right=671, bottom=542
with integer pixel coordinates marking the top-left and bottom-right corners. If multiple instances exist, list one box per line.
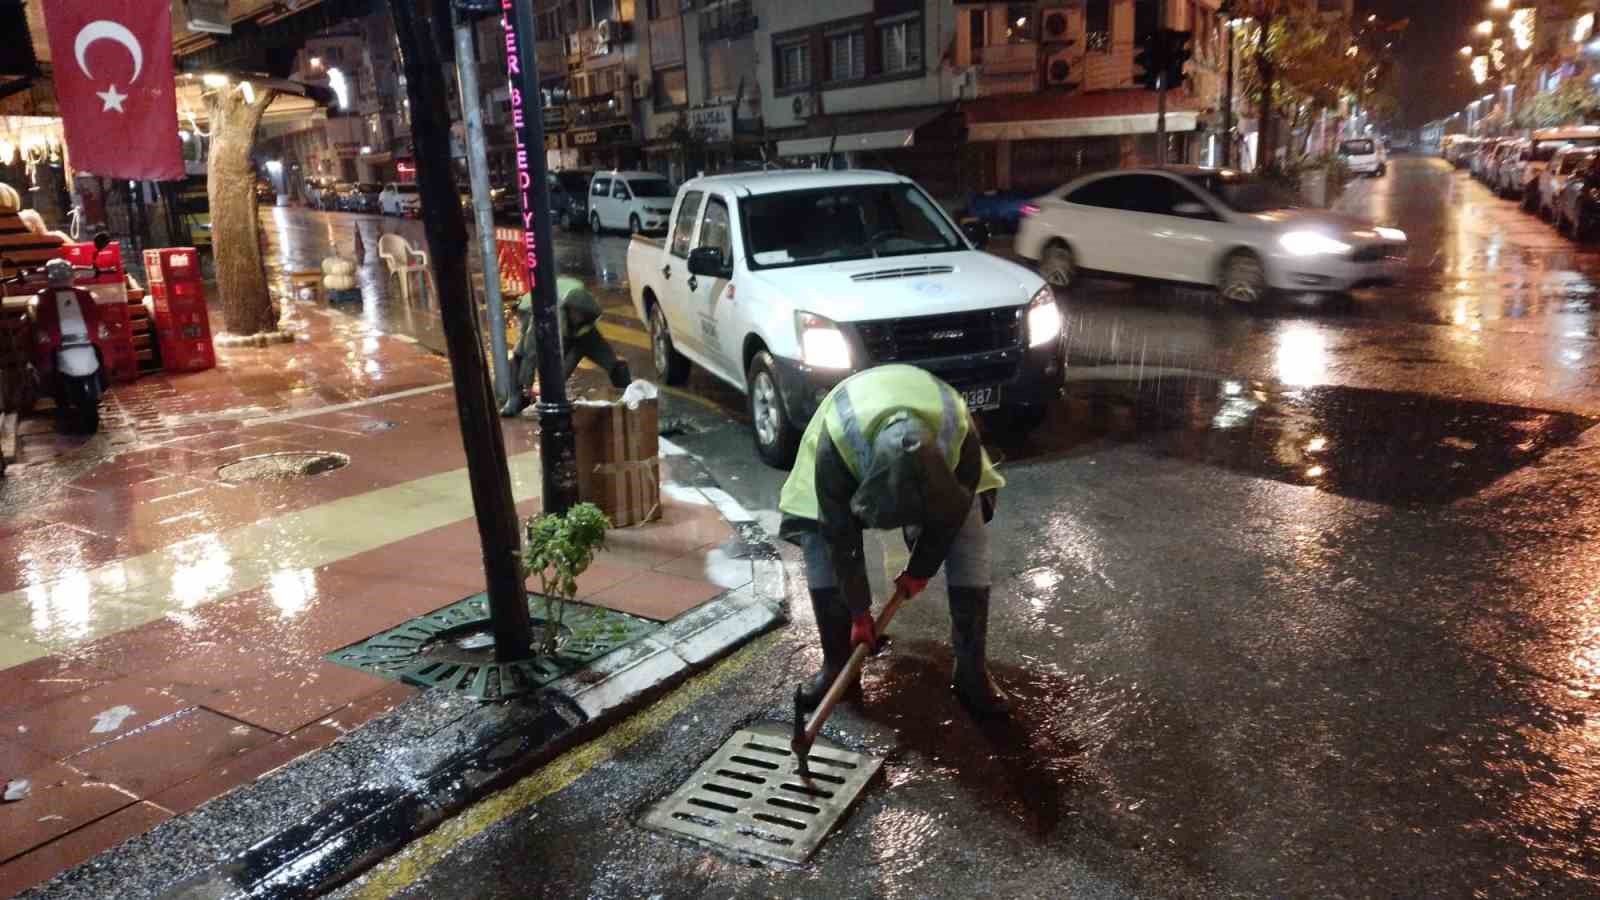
left=850, top=265, right=955, bottom=282
left=854, top=308, right=1023, bottom=363
left=1349, top=243, right=1404, bottom=263
left=924, top=360, right=1020, bottom=389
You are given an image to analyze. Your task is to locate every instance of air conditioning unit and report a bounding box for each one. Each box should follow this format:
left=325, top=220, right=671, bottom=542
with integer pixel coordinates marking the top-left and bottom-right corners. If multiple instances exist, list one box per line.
left=632, top=78, right=649, bottom=100
left=1045, top=47, right=1075, bottom=87
left=1041, top=8, right=1071, bottom=44
left=790, top=94, right=815, bottom=119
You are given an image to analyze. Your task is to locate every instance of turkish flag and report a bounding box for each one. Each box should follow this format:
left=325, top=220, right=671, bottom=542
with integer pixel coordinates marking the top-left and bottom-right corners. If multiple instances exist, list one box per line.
left=42, top=0, right=183, bottom=181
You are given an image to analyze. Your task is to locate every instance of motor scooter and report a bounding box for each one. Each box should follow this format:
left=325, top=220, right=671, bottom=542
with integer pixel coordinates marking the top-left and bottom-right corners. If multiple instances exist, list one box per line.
left=1, top=234, right=113, bottom=435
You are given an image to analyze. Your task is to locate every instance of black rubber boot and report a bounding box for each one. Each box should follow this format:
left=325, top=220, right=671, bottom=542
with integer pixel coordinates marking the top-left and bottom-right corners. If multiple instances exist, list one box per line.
left=949, top=586, right=1011, bottom=717
left=797, top=588, right=858, bottom=711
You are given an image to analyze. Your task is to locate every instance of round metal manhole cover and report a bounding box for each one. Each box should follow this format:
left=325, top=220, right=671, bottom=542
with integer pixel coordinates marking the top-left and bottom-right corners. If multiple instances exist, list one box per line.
left=216, top=451, right=350, bottom=484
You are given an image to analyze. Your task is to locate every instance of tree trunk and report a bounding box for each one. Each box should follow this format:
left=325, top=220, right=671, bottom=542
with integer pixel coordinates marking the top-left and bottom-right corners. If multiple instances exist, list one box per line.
left=206, top=85, right=278, bottom=336
left=1255, top=13, right=1277, bottom=171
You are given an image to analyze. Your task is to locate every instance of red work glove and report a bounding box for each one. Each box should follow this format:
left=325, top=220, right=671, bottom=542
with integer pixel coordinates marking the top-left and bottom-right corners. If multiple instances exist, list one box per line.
left=850, top=612, right=877, bottom=650
left=894, top=572, right=930, bottom=600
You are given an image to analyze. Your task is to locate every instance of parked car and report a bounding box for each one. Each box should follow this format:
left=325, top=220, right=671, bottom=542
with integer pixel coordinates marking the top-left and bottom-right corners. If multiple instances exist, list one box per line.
left=1540, top=145, right=1599, bottom=220
left=379, top=182, right=421, bottom=217
left=549, top=169, right=594, bottom=231
left=625, top=169, right=1064, bottom=465
left=1338, top=138, right=1386, bottom=177
left=345, top=182, right=382, bottom=213
left=1014, top=166, right=1408, bottom=303
left=1471, top=139, right=1505, bottom=182
left=589, top=171, right=674, bottom=234
left=304, top=176, right=338, bottom=210
left=255, top=177, right=274, bottom=203
left=965, top=185, right=1055, bottom=234
left=1491, top=139, right=1528, bottom=197
left=1513, top=128, right=1600, bottom=212
left=1554, top=154, right=1600, bottom=240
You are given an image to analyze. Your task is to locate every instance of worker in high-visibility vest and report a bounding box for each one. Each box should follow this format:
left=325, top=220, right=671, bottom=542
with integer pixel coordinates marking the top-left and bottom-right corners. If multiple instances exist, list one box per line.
left=778, top=365, right=1010, bottom=716
left=501, top=275, right=631, bottom=416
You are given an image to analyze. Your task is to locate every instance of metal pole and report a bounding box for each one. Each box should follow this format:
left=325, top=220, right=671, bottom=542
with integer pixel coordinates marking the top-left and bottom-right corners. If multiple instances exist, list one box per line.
left=1222, top=19, right=1234, bottom=167
left=1155, top=0, right=1167, bottom=166
left=389, top=0, right=533, bottom=661
left=452, top=6, right=513, bottom=406
left=503, top=0, right=580, bottom=516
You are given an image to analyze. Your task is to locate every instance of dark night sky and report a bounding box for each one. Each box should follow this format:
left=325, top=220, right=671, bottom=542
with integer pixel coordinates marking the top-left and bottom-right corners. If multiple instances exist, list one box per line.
left=1358, top=1, right=1483, bottom=128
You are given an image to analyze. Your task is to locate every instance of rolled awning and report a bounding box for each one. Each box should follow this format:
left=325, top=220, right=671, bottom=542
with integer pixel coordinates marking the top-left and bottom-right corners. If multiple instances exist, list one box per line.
left=970, top=111, right=1199, bottom=142
left=963, top=90, right=1202, bottom=142
left=775, top=104, right=958, bottom=158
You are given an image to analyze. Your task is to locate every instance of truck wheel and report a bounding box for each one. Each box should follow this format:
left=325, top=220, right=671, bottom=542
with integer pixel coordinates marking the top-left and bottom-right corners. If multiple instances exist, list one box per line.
left=747, top=351, right=799, bottom=469
left=629, top=214, right=642, bottom=235
left=649, top=304, right=690, bottom=385
left=590, top=212, right=603, bottom=234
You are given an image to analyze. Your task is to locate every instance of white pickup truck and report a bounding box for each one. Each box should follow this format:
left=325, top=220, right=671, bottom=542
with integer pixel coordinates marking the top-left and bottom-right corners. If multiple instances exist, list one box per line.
left=625, top=169, right=1065, bottom=466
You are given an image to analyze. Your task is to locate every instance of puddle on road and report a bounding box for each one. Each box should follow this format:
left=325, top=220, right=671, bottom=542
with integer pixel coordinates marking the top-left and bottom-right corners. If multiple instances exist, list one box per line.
left=1010, top=377, right=1595, bottom=505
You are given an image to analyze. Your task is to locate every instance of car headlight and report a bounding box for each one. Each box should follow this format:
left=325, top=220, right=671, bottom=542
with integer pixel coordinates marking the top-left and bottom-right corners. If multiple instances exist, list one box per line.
left=796, top=311, right=852, bottom=369
left=1375, top=226, right=1406, bottom=242
left=1026, top=285, right=1061, bottom=348
left=1279, top=231, right=1352, bottom=256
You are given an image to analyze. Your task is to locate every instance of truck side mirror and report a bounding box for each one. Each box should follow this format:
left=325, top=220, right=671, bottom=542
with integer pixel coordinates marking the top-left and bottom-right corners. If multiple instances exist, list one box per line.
left=687, top=246, right=730, bottom=278
left=961, top=220, right=990, bottom=249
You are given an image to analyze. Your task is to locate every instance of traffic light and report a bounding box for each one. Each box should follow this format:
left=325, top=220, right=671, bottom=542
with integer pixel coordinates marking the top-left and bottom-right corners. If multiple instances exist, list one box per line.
left=1162, top=29, right=1193, bottom=90
left=1134, top=30, right=1165, bottom=91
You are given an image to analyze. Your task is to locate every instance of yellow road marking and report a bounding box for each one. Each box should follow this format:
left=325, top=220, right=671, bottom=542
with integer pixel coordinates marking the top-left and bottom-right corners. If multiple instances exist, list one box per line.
left=353, top=630, right=781, bottom=899
left=597, top=321, right=650, bottom=350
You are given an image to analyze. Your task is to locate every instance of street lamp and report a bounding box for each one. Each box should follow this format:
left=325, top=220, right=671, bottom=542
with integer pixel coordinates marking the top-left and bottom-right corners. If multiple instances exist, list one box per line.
left=1477, top=20, right=1494, bottom=36
left=1460, top=45, right=1473, bottom=57
left=1489, top=0, right=1510, bottom=11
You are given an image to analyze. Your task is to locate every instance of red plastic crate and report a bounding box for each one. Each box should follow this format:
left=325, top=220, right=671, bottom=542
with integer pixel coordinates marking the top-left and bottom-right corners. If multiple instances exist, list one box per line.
left=142, top=248, right=200, bottom=286
left=64, top=241, right=124, bottom=284
left=91, top=292, right=139, bottom=383
left=156, top=310, right=215, bottom=373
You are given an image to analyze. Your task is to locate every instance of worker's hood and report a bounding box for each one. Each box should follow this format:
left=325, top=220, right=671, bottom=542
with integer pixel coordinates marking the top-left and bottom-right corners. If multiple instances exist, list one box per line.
left=745, top=251, right=1043, bottom=323
left=850, top=412, right=972, bottom=532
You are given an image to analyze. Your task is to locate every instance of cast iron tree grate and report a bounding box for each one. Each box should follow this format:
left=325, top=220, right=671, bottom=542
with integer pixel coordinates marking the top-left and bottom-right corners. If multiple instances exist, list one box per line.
left=641, top=722, right=883, bottom=864
left=324, top=593, right=657, bottom=700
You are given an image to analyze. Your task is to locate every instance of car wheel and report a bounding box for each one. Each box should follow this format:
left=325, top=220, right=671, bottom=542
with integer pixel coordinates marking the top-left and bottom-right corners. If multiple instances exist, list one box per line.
left=747, top=351, right=800, bottom=469
left=558, top=210, right=571, bottom=230
left=1039, top=241, right=1075, bottom=288
left=1219, top=250, right=1268, bottom=306
left=649, top=303, right=690, bottom=386
left=591, top=212, right=603, bottom=234
left=629, top=214, right=642, bottom=235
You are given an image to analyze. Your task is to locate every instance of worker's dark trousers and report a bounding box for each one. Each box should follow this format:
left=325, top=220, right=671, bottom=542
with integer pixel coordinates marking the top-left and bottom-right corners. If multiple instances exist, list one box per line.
left=510, top=321, right=631, bottom=396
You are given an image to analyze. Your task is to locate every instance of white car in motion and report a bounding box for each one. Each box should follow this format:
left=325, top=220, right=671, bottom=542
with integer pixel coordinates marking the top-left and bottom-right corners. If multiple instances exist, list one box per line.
left=1014, top=166, right=1407, bottom=303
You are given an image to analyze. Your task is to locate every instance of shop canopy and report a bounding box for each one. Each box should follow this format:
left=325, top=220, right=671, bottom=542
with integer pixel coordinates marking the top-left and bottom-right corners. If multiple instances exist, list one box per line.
left=775, top=105, right=960, bottom=158
left=963, top=89, right=1200, bottom=142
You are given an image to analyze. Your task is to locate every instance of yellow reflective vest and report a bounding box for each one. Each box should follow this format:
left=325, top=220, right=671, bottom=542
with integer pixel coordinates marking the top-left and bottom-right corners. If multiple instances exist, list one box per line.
left=778, top=365, right=1005, bottom=522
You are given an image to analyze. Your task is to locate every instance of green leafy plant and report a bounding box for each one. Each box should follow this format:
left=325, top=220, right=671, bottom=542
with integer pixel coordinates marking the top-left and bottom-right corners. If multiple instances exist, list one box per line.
left=523, top=502, right=612, bottom=656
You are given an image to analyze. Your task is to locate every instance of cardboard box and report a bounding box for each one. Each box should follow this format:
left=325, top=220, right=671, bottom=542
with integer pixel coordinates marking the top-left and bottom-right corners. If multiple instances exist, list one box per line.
left=573, top=396, right=661, bottom=527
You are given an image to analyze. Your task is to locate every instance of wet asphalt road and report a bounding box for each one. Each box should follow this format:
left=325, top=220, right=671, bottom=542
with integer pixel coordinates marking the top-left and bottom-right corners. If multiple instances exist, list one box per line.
left=304, top=156, right=1600, bottom=897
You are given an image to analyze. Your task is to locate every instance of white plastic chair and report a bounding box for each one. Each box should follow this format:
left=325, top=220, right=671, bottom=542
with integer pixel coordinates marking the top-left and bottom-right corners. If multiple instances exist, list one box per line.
left=378, top=233, right=431, bottom=305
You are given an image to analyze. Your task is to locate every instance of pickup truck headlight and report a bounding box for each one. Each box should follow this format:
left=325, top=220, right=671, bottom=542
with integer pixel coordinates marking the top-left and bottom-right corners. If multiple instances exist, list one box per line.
left=1279, top=230, right=1352, bottom=257
left=796, top=311, right=852, bottom=370
left=1026, top=285, right=1061, bottom=347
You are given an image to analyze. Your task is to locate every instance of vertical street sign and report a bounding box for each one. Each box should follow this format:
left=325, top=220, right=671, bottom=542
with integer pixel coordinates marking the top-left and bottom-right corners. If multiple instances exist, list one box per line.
left=502, top=0, right=580, bottom=516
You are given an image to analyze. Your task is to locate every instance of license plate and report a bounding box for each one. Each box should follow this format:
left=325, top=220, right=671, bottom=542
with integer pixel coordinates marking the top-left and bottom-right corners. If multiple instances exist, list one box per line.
left=962, top=386, right=1000, bottom=410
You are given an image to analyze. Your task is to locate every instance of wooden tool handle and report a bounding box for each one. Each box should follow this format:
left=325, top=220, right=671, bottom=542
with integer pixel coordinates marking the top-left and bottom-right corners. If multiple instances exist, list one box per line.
left=802, top=589, right=907, bottom=745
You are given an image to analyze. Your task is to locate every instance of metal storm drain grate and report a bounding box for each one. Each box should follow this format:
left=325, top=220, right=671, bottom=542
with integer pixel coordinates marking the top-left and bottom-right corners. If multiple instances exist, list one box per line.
left=642, top=723, right=883, bottom=864
left=324, top=593, right=657, bottom=700
left=217, top=451, right=350, bottom=484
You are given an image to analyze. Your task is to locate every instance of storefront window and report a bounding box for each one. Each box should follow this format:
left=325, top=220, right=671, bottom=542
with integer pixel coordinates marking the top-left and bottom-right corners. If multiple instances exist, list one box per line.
left=655, top=67, right=687, bottom=109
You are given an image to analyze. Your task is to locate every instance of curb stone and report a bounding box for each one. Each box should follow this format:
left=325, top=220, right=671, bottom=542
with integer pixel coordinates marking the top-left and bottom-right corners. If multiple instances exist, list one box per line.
left=19, top=440, right=788, bottom=900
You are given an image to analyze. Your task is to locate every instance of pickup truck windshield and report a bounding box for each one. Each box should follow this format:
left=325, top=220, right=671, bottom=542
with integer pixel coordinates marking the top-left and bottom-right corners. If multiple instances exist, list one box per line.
left=741, top=184, right=963, bottom=269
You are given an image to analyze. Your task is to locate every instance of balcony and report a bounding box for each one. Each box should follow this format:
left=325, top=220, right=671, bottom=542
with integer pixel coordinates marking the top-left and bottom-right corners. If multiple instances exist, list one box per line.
left=651, top=16, right=685, bottom=69
left=570, top=93, right=629, bottom=127
left=700, top=0, right=757, bottom=42
left=977, top=43, right=1038, bottom=96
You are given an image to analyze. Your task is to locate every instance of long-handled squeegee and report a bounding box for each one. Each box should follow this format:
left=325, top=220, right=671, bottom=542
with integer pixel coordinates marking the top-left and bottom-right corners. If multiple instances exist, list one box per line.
left=790, top=588, right=908, bottom=778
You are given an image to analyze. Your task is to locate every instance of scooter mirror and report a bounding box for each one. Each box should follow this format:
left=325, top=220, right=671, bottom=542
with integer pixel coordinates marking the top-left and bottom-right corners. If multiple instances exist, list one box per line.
left=93, top=231, right=111, bottom=252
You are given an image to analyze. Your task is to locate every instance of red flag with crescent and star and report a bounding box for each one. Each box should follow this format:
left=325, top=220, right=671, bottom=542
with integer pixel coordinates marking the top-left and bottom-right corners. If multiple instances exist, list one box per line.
left=41, top=0, right=183, bottom=181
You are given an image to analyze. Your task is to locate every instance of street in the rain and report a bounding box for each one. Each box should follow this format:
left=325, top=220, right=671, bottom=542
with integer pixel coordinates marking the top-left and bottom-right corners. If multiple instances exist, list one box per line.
left=257, top=155, right=1595, bottom=897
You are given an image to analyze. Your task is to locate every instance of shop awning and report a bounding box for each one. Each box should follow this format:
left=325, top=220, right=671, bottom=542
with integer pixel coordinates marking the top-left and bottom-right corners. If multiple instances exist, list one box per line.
left=964, top=90, right=1200, bottom=142
left=775, top=105, right=957, bottom=157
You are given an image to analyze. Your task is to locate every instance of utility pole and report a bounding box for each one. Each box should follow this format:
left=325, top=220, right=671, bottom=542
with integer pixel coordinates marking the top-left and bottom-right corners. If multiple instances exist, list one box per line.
left=389, top=0, right=533, bottom=661
left=452, top=5, right=513, bottom=406
left=1221, top=5, right=1236, bottom=167
left=1156, top=0, right=1167, bottom=166
left=503, top=0, right=580, bottom=516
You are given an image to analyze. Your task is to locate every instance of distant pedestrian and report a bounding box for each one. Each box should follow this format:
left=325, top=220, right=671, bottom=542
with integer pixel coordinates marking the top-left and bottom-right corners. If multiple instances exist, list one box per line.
left=500, top=275, right=631, bottom=416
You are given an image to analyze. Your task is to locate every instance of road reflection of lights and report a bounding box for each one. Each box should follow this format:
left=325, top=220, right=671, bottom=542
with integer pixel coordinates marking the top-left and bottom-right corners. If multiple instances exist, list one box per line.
left=171, top=535, right=236, bottom=609
left=1212, top=394, right=1260, bottom=430
left=1563, top=348, right=1584, bottom=365
left=1222, top=380, right=1242, bottom=396
left=1274, top=324, right=1328, bottom=387
left=1307, top=437, right=1327, bottom=453
left=25, top=569, right=93, bottom=642
left=269, top=567, right=318, bottom=618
